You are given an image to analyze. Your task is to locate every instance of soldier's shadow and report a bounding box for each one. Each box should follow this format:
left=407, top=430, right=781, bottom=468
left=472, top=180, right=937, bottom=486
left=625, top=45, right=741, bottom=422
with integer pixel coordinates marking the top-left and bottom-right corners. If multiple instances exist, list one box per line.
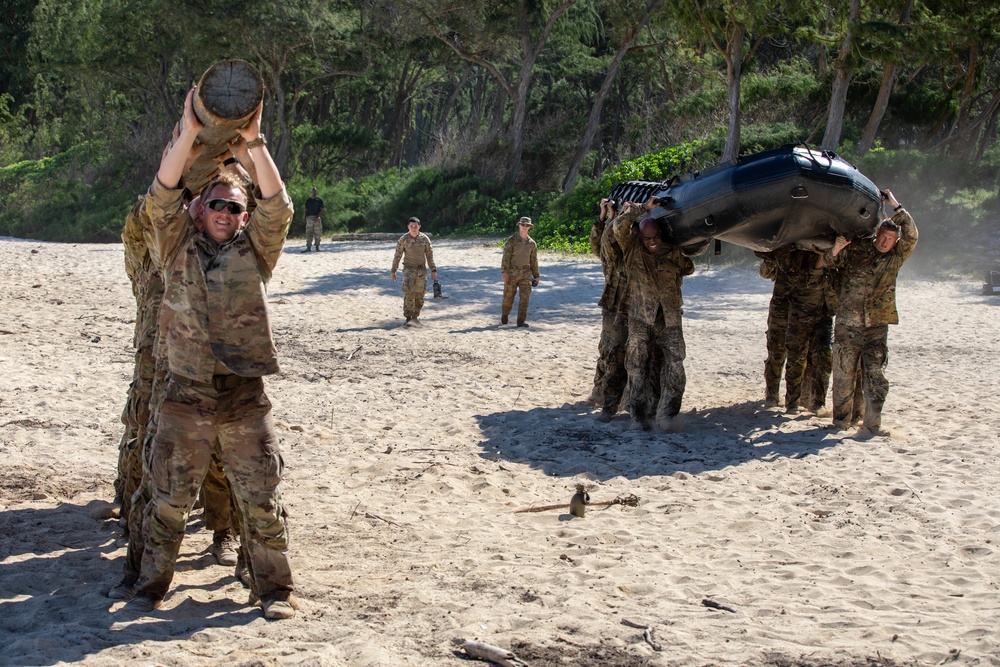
left=474, top=399, right=844, bottom=482
left=0, top=502, right=257, bottom=666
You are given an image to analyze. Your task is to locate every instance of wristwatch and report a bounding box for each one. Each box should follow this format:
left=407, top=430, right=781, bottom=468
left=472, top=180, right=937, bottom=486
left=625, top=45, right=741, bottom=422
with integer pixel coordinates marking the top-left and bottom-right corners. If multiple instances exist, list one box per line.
left=246, top=135, right=266, bottom=150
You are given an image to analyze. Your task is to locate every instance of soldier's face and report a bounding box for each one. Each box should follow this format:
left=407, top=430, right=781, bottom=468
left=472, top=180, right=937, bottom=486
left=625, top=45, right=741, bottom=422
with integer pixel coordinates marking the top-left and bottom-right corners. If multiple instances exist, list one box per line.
left=874, top=227, right=899, bottom=254
left=201, top=185, right=249, bottom=244
left=408, top=221, right=420, bottom=236
left=640, top=225, right=660, bottom=252
left=518, top=223, right=530, bottom=239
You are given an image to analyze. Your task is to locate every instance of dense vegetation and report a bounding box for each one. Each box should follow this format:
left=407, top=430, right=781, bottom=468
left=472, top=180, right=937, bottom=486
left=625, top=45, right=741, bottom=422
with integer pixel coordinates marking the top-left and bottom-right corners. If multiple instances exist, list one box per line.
left=1, top=0, right=998, bottom=273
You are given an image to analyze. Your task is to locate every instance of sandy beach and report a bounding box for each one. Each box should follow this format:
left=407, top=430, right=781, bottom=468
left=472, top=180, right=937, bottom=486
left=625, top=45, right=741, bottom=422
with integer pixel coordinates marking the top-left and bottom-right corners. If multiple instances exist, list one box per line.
left=0, top=235, right=998, bottom=667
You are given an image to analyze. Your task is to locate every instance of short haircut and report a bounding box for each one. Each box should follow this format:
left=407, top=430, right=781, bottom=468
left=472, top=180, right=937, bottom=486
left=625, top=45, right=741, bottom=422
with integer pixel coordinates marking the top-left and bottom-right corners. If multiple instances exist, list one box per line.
left=879, top=219, right=900, bottom=234
left=407, top=217, right=421, bottom=224
left=199, top=171, right=249, bottom=204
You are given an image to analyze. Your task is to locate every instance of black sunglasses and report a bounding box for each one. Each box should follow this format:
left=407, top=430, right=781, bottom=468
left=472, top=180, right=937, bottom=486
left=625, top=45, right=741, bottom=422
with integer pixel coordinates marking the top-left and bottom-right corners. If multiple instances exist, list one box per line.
left=205, top=198, right=246, bottom=215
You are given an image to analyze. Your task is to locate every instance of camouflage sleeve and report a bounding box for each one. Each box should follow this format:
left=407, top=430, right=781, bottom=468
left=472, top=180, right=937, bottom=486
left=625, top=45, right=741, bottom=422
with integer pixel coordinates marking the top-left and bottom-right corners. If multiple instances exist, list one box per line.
left=121, top=197, right=147, bottom=289
left=147, top=177, right=191, bottom=267
left=391, top=236, right=405, bottom=272
left=424, top=236, right=436, bottom=271
left=501, top=236, right=514, bottom=272
left=611, top=206, right=643, bottom=252
left=679, top=252, right=695, bottom=277
left=893, top=208, right=918, bottom=261
left=589, top=220, right=605, bottom=256
left=531, top=242, right=539, bottom=279
left=245, top=187, right=293, bottom=280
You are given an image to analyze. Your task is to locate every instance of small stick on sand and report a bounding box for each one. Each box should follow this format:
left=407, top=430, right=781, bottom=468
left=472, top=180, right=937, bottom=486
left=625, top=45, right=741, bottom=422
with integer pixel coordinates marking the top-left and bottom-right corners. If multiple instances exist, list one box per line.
left=702, top=598, right=737, bottom=613
left=365, top=512, right=403, bottom=528
left=513, top=494, right=640, bottom=514
left=451, top=638, right=529, bottom=667
left=621, top=619, right=662, bottom=652
left=346, top=345, right=362, bottom=360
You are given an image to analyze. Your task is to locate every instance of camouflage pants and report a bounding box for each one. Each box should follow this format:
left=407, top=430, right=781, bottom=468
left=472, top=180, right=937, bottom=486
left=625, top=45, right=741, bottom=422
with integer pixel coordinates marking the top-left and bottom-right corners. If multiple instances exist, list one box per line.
left=402, top=265, right=427, bottom=319
left=832, top=322, right=889, bottom=428
left=135, top=376, right=293, bottom=603
left=799, top=313, right=834, bottom=411
left=116, top=344, right=155, bottom=518
left=305, top=216, right=322, bottom=249
left=501, top=271, right=533, bottom=323
left=625, top=313, right=686, bottom=424
left=764, top=274, right=794, bottom=402
left=596, top=308, right=628, bottom=413
left=783, top=280, right=826, bottom=410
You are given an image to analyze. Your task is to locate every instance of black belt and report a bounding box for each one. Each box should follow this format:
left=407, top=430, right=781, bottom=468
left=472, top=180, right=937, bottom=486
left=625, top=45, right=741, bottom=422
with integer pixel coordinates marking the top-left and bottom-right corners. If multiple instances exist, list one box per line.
left=171, top=372, right=253, bottom=392
left=402, top=263, right=425, bottom=268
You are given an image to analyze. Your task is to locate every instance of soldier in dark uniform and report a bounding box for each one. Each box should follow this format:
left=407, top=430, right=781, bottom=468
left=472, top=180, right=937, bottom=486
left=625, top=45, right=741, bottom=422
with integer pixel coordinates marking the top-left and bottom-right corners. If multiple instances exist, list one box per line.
left=303, top=187, right=324, bottom=252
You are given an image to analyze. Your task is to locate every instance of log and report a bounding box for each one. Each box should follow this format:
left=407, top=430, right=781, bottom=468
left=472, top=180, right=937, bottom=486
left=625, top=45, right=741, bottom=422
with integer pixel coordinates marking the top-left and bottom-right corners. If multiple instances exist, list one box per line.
left=183, top=59, right=265, bottom=195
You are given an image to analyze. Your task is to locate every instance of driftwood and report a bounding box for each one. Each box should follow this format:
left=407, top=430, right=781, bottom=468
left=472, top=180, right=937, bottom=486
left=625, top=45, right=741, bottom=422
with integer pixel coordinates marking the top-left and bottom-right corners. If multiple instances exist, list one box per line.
left=621, top=619, right=663, bottom=652
left=451, top=638, right=528, bottom=667
left=183, top=59, right=265, bottom=195
left=702, top=598, right=737, bottom=613
left=327, top=232, right=433, bottom=242
left=513, top=493, right=640, bottom=514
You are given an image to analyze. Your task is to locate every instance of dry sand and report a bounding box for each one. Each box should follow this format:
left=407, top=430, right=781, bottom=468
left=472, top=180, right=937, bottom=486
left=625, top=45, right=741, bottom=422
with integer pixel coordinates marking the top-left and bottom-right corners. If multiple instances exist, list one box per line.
left=0, top=236, right=998, bottom=667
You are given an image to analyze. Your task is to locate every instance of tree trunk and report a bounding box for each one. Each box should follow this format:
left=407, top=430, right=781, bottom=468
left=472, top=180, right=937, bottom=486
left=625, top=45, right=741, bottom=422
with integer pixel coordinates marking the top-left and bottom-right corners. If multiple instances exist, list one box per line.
left=821, top=0, right=860, bottom=152
left=722, top=26, right=745, bottom=162
left=858, top=0, right=913, bottom=156
left=562, top=0, right=665, bottom=192
left=504, top=0, right=576, bottom=188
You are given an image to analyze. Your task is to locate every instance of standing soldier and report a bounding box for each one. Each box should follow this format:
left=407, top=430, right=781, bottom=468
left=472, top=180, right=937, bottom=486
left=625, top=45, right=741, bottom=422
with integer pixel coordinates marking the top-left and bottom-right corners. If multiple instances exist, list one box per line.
left=613, top=200, right=695, bottom=431
left=822, top=189, right=917, bottom=435
left=115, top=88, right=297, bottom=619
left=391, top=217, right=437, bottom=326
left=756, top=245, right=814, bottom=408
left=500, top=217, right=540, bottom=327
left=303, top=187, right=324, bottom=252
left=593, top=199, right=630, bottom=422
left=781, top=250, right=830, bottom=413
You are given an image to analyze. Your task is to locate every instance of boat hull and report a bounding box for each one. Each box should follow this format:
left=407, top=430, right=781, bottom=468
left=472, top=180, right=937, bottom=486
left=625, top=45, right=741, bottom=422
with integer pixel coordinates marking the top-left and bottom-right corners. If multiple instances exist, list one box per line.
left=609, top=146, right=883, bottom=254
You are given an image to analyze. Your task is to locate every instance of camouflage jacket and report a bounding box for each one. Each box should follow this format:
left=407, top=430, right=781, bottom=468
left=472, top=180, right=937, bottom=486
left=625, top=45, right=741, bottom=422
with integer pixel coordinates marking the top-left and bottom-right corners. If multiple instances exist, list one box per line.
left=827, top=208, right=918, bottom=327
left=147, top=177, right=293, bottom=383
left=589, top=219, right=605, bottom=257
left=755, top=244, right=823, bottom=281
left=392, top=232, right=436, bottom=271
left=501, top=234, right=539, bottom=278
left=598, top=217, right=628, bottom=314
left=613, top=207, right=695, bottom=326
left=121, top=195, right=164, bottom=351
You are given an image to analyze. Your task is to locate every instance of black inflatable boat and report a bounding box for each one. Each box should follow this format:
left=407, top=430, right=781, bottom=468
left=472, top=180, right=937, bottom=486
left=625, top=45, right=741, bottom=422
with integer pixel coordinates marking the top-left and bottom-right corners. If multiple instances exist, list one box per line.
left=609, top=145, right=883, bottom=254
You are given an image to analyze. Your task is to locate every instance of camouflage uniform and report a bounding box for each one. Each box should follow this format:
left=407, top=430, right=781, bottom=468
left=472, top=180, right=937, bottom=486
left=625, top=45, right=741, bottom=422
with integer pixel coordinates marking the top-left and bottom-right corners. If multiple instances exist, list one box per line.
left=756, top=246, right=815, bottom=406
left=500, top=232, right=540, bottom=325
left=614, top=209, right=695, bottom=427
left=119, top=197, right=238, bottom=588
left=798, top=267, right=841, bottom=412
left=593, top=215, right=630, bottom=417
left=782, top=259, right=829, bottom=411
left=391, top=232, right=436, bottom=320
left=117, top=197, right=162, bottom=520
left=826, top=209, right=918, bottom=429
left=132, top=177, right=295, bottom=607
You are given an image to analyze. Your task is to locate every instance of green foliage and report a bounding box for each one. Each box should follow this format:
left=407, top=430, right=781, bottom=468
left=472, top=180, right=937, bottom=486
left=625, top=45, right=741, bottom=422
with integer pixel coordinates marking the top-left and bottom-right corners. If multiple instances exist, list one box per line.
left=853, top=147, right=998, bottom=275
left=0, top=142, right=132, bottom=242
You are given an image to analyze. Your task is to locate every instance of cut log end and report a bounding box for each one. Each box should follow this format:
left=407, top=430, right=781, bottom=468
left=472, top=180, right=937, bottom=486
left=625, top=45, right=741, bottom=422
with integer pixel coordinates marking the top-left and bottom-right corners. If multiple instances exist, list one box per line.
left=197, top=59, right=264, bottom=121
